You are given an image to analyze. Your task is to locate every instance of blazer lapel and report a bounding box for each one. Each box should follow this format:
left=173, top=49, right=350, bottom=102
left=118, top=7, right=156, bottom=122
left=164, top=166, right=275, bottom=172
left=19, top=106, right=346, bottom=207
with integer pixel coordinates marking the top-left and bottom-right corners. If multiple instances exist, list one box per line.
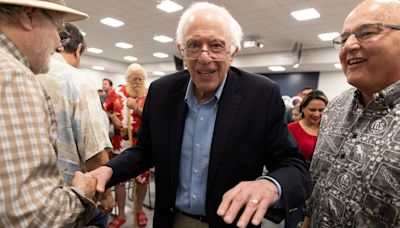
left=169, top=77, right=189, bottom=200
left=207, top=70, right=241, bottom=195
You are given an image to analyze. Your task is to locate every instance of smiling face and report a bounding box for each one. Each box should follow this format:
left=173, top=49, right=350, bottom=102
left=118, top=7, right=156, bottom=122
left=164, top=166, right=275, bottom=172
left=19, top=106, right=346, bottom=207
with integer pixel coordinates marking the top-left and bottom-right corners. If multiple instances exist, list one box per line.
left=302, top=99, right=326, bottom=126
left=339, top=0, right=400, bottom=99
left=181, top=9, right=237, bottom=103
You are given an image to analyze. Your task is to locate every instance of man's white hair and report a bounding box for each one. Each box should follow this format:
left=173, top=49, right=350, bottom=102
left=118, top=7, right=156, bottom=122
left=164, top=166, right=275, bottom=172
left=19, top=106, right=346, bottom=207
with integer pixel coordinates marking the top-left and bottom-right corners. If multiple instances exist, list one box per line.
left=125, top=63, right=147, bottom=80
left=176, top=2, right=243, bottom=53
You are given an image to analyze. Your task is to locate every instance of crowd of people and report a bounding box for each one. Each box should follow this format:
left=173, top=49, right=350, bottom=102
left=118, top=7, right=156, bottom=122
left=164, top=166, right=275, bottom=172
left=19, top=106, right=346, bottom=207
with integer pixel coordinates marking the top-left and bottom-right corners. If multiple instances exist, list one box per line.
left=1, top=0, right=400, bottom=228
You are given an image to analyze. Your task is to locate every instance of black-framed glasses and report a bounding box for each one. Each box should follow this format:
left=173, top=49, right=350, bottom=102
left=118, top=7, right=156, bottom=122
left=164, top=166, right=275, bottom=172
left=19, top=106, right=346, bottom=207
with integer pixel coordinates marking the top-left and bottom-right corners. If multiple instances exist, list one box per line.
left=41, top=10, right=71, bottom=46
left=333, top=23, right=400, bottom=49
left=180, top=41, right=230, bottom=62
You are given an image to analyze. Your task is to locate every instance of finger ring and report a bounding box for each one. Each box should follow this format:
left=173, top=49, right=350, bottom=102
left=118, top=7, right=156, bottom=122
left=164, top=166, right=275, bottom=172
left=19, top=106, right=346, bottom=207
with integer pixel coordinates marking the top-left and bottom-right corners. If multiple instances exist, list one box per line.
left=249, top=199, right=259, bottom=204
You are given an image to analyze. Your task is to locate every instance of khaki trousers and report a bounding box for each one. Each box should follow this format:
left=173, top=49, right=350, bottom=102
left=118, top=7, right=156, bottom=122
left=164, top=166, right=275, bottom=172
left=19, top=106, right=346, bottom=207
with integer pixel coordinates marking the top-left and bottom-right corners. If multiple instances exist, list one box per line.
left=172, top=212, right=208, bottom=228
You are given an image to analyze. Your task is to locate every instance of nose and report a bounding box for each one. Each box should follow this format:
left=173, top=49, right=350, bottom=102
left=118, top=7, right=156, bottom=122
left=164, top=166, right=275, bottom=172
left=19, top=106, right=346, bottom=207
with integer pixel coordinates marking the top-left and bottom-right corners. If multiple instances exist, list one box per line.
left=198, top=50, right=213, bottom=64
left=342, top=34, right=361, bottom=50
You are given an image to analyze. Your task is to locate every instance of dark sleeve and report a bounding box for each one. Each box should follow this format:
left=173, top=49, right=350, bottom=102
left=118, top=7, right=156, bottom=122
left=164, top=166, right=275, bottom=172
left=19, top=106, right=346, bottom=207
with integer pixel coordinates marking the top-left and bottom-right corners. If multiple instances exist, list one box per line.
left=263, top=85, right=312, bottom=221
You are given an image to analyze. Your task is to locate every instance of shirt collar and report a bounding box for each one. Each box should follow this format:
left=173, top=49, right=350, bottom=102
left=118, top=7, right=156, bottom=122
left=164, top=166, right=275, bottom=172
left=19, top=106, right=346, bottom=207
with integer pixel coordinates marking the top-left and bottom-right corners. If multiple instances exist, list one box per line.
left=0, top=32, right=29, bottom=68
left=353, top=79, right=400, bottom=108
left=184, top=73, right=228, bottom=105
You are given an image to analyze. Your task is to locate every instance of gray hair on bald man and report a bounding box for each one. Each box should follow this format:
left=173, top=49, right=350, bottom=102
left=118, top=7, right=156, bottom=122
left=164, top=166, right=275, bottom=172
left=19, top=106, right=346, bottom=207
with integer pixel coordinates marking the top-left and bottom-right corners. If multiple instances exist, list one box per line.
left=125, top=63, right=147, bottom=80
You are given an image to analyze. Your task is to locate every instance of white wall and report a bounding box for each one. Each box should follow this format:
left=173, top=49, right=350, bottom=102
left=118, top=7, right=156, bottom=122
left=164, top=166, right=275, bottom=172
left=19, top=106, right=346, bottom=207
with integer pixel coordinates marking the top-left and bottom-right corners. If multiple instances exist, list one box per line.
left=318, top=71, right=352, bottom=100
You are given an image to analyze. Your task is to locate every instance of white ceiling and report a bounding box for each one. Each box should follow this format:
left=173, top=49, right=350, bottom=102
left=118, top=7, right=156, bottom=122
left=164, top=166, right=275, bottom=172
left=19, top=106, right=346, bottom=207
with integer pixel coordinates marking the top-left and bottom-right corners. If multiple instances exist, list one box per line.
left=67, top=0, right=361, bottom=74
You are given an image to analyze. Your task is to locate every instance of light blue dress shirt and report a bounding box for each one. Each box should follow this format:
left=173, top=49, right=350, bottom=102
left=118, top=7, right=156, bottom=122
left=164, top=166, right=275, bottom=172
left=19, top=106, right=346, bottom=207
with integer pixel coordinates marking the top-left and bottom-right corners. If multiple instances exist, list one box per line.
left=175, top=75, right=282, bottom=215
left=175, top=76, right=227, bottom=215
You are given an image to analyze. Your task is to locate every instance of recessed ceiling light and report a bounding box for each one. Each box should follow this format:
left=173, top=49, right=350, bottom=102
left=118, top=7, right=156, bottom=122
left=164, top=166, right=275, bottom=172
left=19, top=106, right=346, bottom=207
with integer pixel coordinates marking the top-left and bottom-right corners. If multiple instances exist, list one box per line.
left=100, top=17, right=125, bottom=27
left=123, top=56, right=138, bottom=62
left=293, top=63, right=299, bottom=69
left=243, top=41, right=256, bottom=48
left=318, top=32, right=340, bottom=41
left=291, top=8, right=320, bottom=21
left=156, top=0, right=183, bottom=13
left=153, top=52, right=169, bottom=58
left=268, top=66, right=286, bottom=72
left=153, top=71, right=166, bottom=76
left=87, top=48, right=103, bottom=54
left=334, top=63, right=342, bottom=69
left=80, top=30, right=86, bottom=36
left=115, top=42, right=133, bottom=49
left=153, top=35, right=173, bottom=43
left=92, top=66, right=105, bottom=71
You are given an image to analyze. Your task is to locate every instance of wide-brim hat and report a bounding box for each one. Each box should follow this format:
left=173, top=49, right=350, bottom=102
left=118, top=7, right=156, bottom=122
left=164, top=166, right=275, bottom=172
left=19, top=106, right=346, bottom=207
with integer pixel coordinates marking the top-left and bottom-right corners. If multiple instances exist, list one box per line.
left=0, top=0, right=88, bottom=21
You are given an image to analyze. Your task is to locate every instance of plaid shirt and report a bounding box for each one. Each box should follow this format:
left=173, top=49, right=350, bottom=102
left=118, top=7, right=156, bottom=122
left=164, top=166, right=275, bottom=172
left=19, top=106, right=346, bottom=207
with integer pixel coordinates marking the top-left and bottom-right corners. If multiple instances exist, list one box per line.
left=0, top=32, right=95, bottom=227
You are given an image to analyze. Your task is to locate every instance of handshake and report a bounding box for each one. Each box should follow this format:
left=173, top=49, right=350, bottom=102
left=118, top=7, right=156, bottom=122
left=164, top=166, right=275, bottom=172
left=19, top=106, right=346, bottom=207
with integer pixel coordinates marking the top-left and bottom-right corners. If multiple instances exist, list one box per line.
left=71, top=166, right=114, bottom=212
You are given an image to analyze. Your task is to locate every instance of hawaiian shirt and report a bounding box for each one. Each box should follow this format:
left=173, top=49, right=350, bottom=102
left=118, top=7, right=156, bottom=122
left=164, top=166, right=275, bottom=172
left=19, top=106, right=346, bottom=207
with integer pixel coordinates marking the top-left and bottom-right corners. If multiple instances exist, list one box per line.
left=306, top=82, right=400, bottom=227
left=104, top=85, right=146, bottom=153
left=0, top=32, right=95, bottom=227
left=40, top=53, right=112, bottom=185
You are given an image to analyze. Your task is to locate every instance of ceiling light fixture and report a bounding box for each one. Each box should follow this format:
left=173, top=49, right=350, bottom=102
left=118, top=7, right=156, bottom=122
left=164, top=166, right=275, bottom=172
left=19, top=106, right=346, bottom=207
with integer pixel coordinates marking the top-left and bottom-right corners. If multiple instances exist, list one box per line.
left=334, top=63, right=342, bottom=69
left=100, top=17, right=125, bottom=27
left=153, top=35, right=173, bottom=43
left=115, top=42, right=133, bottom=49
left=291, top=8, right=320, bottom=21
left=92, top=66, right=105, bottom=71
left=293, top=63, right=299, bottom=69
left=153, top=52, right=169, bottom=58
left=268, top=66, right=286, bottom=72
left=87, top=48, right=103, bottom=54
left=318, top=32, right=340, bottom=41
left=153, top=71, right=166, bottom=76
left=156, top=0, right=183, bottom=13
left=123, top=56, right=138, bottom=62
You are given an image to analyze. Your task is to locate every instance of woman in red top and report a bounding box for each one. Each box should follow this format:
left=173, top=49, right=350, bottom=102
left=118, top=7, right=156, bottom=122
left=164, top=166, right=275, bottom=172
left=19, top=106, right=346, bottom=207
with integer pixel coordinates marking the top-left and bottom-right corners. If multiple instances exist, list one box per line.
left=286, top=90, right=328, bottom=228
left=288, top=90, right=328, bottom=161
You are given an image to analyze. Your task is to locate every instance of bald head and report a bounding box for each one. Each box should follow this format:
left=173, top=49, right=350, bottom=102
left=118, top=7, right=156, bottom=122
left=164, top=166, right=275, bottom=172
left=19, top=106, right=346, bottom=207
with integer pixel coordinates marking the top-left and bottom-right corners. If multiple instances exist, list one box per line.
left=346, top=0, right=400, bottom=25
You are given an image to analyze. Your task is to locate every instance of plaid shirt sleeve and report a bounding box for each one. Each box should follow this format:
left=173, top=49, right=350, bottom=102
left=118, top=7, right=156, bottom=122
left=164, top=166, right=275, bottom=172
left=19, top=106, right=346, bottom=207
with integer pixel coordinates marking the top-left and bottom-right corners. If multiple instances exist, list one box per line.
left=0, top=49, right=95, bottom=226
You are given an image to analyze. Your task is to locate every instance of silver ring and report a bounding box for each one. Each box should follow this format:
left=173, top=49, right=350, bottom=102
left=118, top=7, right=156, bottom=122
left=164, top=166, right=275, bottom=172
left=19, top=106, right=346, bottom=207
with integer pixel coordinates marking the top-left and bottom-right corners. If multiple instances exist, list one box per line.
left=249, top=199, right=259, bottom=204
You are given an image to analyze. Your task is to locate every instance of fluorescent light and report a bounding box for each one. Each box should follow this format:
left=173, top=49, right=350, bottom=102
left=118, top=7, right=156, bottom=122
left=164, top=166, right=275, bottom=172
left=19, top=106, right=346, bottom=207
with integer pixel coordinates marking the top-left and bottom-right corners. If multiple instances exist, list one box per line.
left=291, top=8, right=320, bottom=21
left=123, top=56, right=138, bottom=62
left=153, top=35, right=173, bottom=43
left=293, top=63, right=299, bottom=69
left=87, top=48, right=103, bottom=54
left=157, top=0, right=183, bottom=13
left=153, top=71, right=166, bottom=76
left=115, top=42, right=133, bottom=49
left=100, top=17, right=125, bottom=27
left=80, top=30, right=86, bottom=36
left=243, top=40, right=256, bottom=48
left=268, top=66, right=286, bottom=72
left=92, top=66, right=105, bottom=71
left=318, top=32, right=340, bottom=41
left=334, top=63, right=342, bottom=69
left=153, top=52, right=169, bottom=58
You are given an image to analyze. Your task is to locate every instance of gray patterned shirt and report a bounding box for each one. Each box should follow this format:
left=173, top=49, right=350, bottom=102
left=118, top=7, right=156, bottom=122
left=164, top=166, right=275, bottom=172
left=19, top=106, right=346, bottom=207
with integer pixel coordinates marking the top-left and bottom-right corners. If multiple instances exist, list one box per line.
left=306, top=82, right=400, bottom=227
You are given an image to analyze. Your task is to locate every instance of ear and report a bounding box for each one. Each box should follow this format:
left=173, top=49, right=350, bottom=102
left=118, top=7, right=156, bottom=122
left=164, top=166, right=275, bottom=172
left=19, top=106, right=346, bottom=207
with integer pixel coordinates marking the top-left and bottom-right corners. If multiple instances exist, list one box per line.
left=75, top=43, right=82, bottom=59
left=19, top=7, right=37, bottom=31
left=229, top=47, right=239, bottom=63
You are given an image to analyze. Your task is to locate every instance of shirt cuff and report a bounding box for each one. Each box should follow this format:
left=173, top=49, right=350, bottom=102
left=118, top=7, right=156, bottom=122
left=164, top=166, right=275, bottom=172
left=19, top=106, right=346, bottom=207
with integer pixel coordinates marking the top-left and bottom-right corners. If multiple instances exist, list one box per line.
left=257, top=176, right=282, bottom=203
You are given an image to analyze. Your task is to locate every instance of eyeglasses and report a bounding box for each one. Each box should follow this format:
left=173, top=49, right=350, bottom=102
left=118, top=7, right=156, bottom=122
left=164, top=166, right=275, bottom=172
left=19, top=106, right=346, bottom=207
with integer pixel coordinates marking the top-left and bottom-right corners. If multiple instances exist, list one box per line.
left=180, top=41, right=230, bottom=62
left=333, top=23, right=400, bottom=49
left=41, top=10, right=71, bottom=46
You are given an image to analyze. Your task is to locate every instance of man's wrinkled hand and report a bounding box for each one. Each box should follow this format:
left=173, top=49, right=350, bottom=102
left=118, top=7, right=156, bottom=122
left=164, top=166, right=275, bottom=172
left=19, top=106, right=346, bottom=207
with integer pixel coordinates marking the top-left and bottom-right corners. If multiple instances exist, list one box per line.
left=87, top=166, right=113, bottom=193
left=72, top=171, right=97, bottom=200
left=217, top=179, right=279, bottom=228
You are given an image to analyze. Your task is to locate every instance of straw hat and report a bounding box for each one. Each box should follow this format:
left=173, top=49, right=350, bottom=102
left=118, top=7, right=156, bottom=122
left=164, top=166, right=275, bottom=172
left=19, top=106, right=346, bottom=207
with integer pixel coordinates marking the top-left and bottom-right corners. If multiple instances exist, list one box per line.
left=0, top=0, right=88, bottom=21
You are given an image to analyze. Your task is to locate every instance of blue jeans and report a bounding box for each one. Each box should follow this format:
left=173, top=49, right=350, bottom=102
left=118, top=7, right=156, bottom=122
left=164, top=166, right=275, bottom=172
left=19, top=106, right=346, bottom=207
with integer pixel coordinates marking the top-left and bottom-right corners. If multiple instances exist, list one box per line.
left=87, top=208, right=109, bottom=228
